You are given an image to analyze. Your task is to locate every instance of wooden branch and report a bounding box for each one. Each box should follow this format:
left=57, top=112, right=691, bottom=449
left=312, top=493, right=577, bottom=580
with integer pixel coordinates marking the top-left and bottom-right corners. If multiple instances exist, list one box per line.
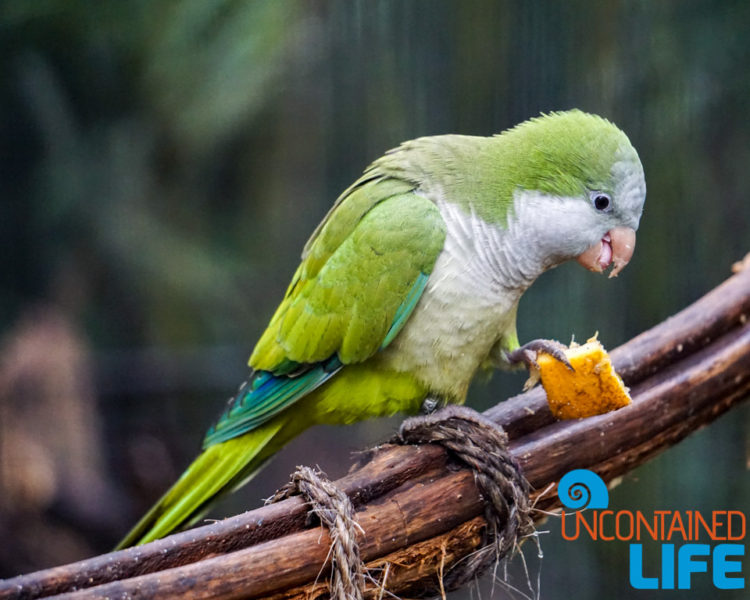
left=2, top=261, right=749, bottom=600
left=263, top=517, right=490, bottom=600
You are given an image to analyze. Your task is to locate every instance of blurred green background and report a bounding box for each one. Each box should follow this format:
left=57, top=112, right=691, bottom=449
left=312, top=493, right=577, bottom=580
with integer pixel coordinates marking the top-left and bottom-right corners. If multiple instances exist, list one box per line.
left=0, top=0, right=748, bottom=597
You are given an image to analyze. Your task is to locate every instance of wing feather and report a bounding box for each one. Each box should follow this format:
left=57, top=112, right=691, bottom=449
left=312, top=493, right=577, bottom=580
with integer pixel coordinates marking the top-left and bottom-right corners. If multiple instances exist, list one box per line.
left=204, top=180, right=446, bottom=447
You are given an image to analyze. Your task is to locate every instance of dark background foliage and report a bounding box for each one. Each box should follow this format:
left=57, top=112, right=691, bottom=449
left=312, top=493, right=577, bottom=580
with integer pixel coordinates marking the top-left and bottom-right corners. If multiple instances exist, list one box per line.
left=1, top=1, right=748, bottom=597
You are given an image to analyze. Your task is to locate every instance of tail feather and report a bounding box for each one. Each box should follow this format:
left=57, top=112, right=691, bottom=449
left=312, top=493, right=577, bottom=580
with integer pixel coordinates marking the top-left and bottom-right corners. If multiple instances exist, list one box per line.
left=115, top=417, right=288, bottom=549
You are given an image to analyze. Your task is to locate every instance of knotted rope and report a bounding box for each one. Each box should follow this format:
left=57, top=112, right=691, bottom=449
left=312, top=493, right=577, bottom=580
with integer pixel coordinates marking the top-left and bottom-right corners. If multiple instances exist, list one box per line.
left=268, top=405, right=534, bottom=599
left=397, top=405, right=535, bottom=592
left=266, top=466, right=365, bottom=600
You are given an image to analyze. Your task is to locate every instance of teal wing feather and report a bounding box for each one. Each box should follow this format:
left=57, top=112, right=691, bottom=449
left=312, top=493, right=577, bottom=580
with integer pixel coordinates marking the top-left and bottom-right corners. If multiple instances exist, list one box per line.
left=203, top=356, right=342, bottom=447
left=381, top=272, right=429, bottom=349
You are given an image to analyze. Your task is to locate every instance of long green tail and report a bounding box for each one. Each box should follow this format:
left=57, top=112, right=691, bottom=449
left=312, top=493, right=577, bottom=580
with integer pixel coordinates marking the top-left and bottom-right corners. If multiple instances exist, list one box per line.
left=116, top=415, right=292, bottom=549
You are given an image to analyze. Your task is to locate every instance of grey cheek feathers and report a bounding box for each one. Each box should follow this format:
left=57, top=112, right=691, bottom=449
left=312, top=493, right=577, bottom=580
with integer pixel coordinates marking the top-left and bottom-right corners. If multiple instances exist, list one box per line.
left=507, top=190, right=603, bottom=270
left=611, top=152, right=647, bottom=230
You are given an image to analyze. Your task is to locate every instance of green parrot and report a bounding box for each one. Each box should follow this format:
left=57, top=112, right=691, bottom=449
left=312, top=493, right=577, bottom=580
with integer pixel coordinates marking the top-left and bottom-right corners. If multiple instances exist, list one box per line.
left=117, top=109, right=645, bottom=548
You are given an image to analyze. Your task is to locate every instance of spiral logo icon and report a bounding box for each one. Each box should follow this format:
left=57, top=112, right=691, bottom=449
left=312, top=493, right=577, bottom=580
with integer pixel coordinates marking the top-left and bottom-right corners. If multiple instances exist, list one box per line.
left=558, top=469, right=609, bottom=510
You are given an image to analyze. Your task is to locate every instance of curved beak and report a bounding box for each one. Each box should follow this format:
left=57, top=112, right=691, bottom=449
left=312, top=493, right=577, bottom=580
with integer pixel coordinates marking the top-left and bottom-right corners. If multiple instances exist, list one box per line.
left=576, top=226, right=637, bottom=278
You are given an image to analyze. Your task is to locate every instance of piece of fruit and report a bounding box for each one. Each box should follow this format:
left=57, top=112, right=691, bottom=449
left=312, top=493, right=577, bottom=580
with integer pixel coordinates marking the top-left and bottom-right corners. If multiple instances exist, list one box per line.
left=536, top=335, right=631, bottom=419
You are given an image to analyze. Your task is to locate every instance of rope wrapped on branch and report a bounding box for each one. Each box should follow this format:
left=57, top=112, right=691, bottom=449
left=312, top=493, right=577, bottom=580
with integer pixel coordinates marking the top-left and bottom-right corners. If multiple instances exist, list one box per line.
left=397, top=406, right=534, bottom=592
left=1, top=258, right=748, bottom=599
left=266, top=466, right=366, bottom=600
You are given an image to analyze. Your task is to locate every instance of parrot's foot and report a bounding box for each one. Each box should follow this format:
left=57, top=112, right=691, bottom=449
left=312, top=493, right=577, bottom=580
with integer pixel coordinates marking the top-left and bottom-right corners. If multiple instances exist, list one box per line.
left=421, top=396, right=446, bottom=415
left=506, top=339, right=574, bottom=372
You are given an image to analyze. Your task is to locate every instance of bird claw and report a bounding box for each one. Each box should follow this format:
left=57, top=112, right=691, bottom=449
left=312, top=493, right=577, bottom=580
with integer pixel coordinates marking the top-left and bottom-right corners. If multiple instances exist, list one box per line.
left=506, top=339, right=574, bottom=372
left=420, top=396, right=445, bottom=415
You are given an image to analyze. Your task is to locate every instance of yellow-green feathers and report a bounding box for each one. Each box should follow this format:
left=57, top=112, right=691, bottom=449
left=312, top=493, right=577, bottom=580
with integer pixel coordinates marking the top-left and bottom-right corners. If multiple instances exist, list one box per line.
left=116, top=417, right=292, bottom=549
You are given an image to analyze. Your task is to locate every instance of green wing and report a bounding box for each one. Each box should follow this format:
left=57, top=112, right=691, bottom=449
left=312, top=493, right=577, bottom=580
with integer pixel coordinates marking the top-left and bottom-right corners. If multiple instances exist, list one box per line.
left=205, top=177, right=446, bottom=446
left=250, top=176, right=446, bottom=370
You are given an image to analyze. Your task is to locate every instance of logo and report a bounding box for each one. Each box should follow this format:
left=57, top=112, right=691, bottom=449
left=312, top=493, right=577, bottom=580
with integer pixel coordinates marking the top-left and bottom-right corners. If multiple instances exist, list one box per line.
left=558, top=469, right=746, bottom=591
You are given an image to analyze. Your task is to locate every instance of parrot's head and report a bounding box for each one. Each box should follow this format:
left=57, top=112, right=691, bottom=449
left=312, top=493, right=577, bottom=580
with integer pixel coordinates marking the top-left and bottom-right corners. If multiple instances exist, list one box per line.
left=502, top=110, right=646, bottom=277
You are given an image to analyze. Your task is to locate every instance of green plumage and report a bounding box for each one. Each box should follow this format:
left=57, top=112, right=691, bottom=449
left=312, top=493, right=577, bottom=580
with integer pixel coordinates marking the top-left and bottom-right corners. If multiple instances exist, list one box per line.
left=117, top=110, right=646, bottom=548
left=266, top=193, right=446, bottom=365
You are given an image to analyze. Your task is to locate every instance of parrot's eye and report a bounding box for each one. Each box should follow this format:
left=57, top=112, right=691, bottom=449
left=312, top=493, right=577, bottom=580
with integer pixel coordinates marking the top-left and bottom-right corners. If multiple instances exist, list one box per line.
left=591, top=193, right=611, bottom=212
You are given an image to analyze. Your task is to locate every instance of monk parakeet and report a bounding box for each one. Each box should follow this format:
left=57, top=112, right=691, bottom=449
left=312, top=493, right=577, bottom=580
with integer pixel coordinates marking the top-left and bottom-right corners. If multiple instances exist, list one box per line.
left=117, top=109, right=645, bottom=548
